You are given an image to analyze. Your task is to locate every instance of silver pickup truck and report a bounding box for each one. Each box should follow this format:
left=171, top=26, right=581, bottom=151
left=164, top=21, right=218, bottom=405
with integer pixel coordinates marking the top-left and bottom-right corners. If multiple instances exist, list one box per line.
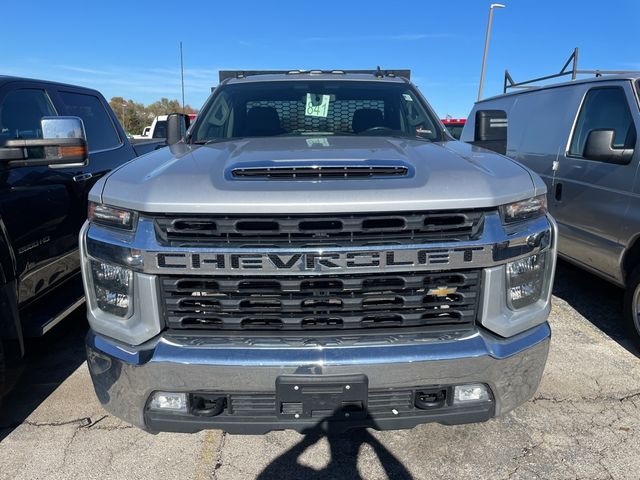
left=80, top=69, right=557, bottom=434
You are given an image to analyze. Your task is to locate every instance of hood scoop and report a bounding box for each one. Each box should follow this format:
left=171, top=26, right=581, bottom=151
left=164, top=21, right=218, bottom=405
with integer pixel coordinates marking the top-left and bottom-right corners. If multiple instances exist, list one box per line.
left=230, top=160, right=411, bottom=180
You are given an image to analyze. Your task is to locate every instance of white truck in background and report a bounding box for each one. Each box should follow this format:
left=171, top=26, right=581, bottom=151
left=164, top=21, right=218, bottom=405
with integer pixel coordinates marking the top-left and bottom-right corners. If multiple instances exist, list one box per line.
left=135, top=114, right=197, bottom=139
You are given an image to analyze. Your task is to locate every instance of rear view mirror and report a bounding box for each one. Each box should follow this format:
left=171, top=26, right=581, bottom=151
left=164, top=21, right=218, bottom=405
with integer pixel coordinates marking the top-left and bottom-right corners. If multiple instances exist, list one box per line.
left=0, top=116, right=89, bottom=168
left=583, top=129, right=634, bottom=164
left=166, top=113, right=191, bottom=146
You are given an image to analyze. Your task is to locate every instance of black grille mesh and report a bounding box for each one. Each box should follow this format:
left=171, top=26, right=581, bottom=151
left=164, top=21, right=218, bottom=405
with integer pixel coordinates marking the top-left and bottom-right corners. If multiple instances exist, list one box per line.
left=153, top=210, right=486, bottom=247
left=246, top=99, right=384, bottom=133
left=160, top=270, right=480, bottom=332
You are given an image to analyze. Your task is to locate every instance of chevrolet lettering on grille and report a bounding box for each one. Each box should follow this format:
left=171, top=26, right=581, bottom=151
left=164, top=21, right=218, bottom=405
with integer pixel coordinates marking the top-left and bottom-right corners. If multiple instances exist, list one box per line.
left=149, top=246, right=493, bottom=276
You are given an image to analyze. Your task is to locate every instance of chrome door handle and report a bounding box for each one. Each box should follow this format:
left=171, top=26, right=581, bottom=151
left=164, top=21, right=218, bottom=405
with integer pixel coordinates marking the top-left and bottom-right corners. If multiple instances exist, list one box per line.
left=73, top=173, right=93, bottom=183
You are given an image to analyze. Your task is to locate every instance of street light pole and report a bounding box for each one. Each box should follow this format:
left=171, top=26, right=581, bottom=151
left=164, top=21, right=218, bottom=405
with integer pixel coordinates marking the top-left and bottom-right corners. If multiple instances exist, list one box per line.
left=477, top=3, right=505, bottom=102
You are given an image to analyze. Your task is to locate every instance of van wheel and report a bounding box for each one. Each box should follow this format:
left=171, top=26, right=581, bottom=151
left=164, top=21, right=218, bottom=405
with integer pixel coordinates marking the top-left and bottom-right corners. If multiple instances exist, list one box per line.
left=624, top=267, right=640, bottom=349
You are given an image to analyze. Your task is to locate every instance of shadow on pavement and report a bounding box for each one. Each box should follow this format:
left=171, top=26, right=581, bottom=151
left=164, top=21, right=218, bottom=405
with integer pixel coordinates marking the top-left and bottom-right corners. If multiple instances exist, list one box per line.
left=258, top=411, right=412, bottom=480
left=552, top=259, right=639, bottom=356
left=0, top=306, right=88, bottom=441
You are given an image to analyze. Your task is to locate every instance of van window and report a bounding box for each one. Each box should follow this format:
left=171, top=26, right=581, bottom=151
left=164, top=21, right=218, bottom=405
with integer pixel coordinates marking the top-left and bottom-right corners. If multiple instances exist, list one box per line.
left=569, top=87, right=636, bottom=159
left=0, top=89, right=56, bottom=143
left=57, top=91, right=122, bottom=152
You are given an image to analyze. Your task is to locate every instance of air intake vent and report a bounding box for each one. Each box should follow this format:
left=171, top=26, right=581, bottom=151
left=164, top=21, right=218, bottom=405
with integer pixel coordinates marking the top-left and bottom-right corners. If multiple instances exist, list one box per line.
left=231, top=165, right=408, bottom=179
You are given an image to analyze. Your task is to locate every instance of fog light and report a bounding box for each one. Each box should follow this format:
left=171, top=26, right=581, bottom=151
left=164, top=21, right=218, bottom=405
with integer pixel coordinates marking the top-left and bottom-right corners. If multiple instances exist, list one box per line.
left=149, top=392, right=188, bottom=413
left=506, top=252, right=547, bottom=309
left=453, top=384, right=490, bottom=404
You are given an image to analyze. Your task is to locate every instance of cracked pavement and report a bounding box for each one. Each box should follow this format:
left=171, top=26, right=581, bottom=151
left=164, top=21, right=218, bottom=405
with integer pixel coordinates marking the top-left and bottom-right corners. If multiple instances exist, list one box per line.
left=1, top=260, right=639, bottom=479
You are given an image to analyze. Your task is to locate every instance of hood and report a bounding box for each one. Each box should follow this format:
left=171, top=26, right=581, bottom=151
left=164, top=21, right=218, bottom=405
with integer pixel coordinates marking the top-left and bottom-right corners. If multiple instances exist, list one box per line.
left=97, top=136, right=539, bottom=214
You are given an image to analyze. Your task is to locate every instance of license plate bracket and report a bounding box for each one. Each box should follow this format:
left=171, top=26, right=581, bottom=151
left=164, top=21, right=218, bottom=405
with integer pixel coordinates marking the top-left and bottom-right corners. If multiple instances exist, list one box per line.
left=276, top=374, right=368, bottom=420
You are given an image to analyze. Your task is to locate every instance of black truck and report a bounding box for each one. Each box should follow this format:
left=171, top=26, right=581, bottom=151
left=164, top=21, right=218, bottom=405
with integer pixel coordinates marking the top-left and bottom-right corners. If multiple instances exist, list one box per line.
left=0, top=76, right=166, bottom=399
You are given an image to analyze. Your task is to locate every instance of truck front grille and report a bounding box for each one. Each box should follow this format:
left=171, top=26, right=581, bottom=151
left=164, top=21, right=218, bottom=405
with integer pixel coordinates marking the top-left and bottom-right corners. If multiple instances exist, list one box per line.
left=153, top=210, right=487, bottom=247
left=160, top=270, right=480, bottom=332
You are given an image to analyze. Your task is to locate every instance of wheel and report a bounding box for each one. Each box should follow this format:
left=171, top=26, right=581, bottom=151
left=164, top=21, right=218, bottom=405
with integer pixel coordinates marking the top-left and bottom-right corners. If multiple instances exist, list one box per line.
left=623, top=267, right=640, bottom=349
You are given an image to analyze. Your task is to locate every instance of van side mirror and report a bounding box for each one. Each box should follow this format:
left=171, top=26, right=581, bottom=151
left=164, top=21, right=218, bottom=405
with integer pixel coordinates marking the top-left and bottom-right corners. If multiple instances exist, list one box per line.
left=0, top=116, right=88, bottom=168
left=166, top=113, right=191, bottom=146
left=471, top=109, right=507, bottom=155
left=583, top=129, right=634, bottom=164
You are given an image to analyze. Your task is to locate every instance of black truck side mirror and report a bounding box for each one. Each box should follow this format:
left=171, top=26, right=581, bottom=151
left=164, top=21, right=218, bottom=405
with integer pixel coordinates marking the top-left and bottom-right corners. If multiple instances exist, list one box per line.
left=166, top=113, right=191, bottom=146
left=583, top=129, right=634, bottom=164
left=0, top=116, right=89, bottom=168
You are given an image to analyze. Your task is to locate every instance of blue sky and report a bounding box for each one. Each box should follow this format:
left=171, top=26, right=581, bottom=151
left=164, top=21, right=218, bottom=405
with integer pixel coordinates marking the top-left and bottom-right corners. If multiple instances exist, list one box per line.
left=2, top=0, right=638, bottom=118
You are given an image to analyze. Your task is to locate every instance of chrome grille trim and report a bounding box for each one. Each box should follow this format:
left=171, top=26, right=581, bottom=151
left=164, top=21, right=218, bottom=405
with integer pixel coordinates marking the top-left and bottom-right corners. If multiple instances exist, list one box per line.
left=85, top=214, right=554, bottom=277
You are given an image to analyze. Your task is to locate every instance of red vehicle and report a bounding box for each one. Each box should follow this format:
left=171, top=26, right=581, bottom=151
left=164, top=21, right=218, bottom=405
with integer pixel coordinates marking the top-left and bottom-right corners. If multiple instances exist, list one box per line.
left=441, top=118, right=466, bottom=140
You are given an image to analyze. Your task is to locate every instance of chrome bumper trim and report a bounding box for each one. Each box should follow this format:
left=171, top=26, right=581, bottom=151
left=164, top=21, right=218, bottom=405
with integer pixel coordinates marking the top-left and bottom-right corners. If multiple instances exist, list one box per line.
left=86, top=322, right=550, bottom=431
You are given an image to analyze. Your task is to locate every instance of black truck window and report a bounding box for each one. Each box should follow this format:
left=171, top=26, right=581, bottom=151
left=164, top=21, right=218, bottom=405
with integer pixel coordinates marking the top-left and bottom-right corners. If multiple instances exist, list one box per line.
left=569, top=87, right=636, bottom=159
left=57, top=91, right=121, bottom=152
left=0, top=89, right=56, bottom=143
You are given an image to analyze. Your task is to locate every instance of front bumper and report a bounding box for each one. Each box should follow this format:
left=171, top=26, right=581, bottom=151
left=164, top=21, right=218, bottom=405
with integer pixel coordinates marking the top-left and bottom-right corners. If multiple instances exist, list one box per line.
left=86, top=322, right=550, bottom=434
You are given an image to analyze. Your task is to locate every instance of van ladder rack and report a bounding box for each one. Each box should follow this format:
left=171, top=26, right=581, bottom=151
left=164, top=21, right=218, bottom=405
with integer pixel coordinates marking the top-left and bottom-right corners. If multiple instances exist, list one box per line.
left=219, top=68, right=411, bottom=82
left=503, top=48, right=640, bottom=93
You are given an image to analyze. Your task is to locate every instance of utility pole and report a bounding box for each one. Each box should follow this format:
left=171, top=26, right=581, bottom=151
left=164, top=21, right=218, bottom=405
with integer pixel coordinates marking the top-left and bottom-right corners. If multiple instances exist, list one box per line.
left=180, top=41, right=185, bottom=113
left=478, top=3, right=505, bottom=101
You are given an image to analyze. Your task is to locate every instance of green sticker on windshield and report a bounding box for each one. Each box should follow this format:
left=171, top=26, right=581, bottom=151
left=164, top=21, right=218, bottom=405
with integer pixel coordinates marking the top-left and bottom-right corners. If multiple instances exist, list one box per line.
left=305, top=93, right=330, bottom=118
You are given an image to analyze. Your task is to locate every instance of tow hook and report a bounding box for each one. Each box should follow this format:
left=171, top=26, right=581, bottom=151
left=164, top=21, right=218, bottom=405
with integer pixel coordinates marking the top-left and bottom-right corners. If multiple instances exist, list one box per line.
left=191, top=395, right=226, bottom=417
left=415, top=389, right=447, bottom=410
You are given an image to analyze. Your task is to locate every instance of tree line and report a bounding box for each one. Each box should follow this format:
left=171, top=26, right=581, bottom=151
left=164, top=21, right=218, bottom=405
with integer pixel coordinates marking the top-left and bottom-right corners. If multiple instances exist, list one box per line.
left=109, top=97, right=198, bottom=135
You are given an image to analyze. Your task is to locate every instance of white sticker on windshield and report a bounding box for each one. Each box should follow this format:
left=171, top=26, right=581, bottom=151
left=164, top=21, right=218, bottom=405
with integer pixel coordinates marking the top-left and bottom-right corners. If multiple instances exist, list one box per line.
left=305, top=94, right=330, bottom=118
left=403, top=93, right=413, bottom=101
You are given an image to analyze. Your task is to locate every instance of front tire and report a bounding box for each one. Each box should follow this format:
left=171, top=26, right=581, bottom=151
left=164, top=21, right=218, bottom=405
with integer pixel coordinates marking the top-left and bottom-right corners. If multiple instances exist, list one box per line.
left=624, top=267, right=640, bottom=350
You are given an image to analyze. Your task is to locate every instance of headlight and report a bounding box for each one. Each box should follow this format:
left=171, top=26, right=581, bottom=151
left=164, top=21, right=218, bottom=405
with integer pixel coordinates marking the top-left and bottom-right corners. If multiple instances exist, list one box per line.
left=506, top=252, right=547, bottom=309
left=90, top=260, right=133, bottom=318
left=88, top=202, right=136, bottom=230
left=501, top=195, right=547, bottom=224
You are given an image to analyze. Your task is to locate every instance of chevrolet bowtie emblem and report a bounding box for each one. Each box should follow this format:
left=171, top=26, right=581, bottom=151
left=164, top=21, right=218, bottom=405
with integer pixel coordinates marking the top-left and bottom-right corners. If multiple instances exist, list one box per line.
left=427, top=286, right=457, bottom=297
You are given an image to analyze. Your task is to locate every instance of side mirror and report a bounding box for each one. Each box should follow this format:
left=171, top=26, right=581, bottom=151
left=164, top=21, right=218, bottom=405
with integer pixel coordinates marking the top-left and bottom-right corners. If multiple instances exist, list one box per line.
left=166, top=113, right=191, bottom=146
left=0, top=116, right=89, bottom=168
left=583, top=129, right=634, bottom=164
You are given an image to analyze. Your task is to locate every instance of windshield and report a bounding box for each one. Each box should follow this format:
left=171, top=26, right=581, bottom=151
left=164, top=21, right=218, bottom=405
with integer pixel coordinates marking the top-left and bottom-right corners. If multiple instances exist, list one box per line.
left=191, top=80, right=442, bottom=143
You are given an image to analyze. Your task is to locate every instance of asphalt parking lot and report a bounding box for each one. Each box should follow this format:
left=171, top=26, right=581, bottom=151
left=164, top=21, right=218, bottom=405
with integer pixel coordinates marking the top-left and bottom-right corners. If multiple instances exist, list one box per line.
left=1, top=260, right=639, bottom=480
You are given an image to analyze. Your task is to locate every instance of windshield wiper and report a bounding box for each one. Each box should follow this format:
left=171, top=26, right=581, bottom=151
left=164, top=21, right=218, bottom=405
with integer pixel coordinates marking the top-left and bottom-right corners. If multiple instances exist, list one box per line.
left=191, top=137, right=240, bottom=145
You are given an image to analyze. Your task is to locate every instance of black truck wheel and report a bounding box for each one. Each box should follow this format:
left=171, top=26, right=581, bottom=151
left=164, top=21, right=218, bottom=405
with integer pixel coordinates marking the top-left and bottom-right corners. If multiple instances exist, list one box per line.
left=624, top=266, right=640, bottom=350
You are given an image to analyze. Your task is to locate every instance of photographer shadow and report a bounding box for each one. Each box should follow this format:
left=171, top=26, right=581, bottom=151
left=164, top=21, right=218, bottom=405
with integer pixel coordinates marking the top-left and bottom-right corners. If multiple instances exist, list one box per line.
left=257, top=409, right=413, bottom=480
